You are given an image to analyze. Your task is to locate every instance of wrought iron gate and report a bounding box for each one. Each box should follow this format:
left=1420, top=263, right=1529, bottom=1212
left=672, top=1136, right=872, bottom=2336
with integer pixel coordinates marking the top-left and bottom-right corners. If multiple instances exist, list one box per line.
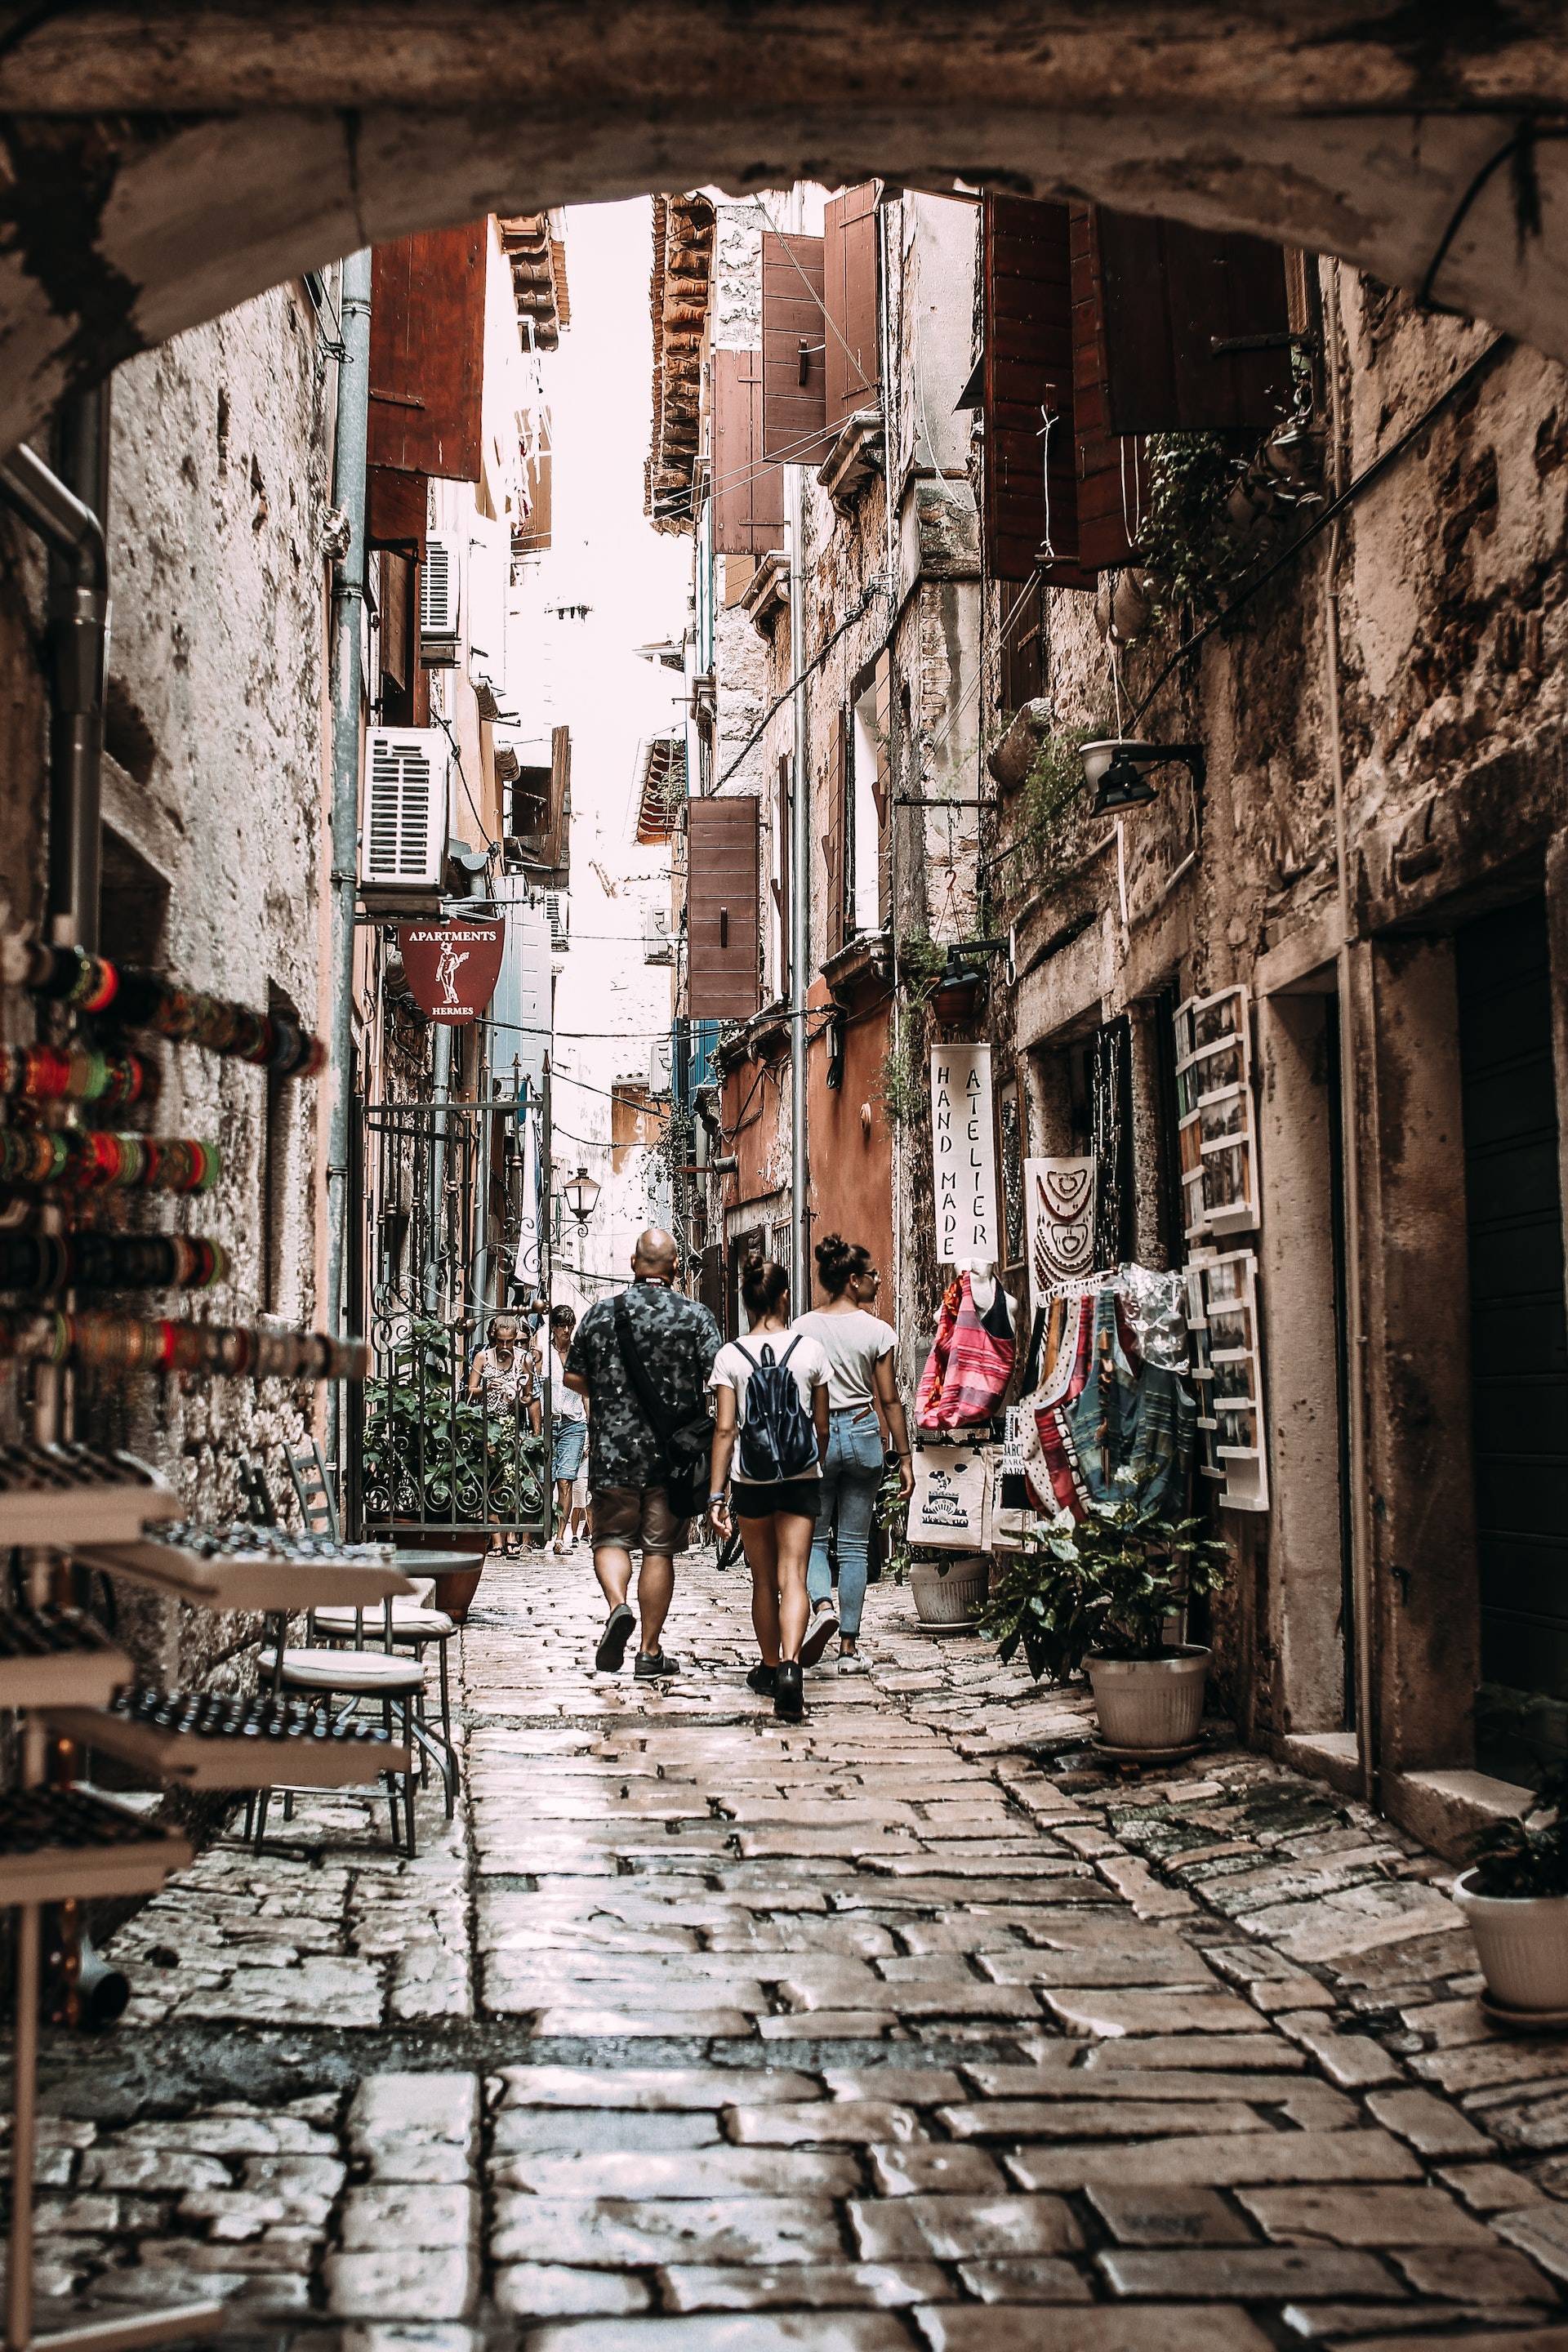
left=346, top=1097, right=550, bottom=1541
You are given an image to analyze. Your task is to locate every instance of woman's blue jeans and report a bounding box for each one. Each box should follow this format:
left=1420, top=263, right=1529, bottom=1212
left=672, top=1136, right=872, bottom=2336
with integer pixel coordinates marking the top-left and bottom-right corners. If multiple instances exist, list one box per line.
left=808, top=1408, right=884, bottom=1637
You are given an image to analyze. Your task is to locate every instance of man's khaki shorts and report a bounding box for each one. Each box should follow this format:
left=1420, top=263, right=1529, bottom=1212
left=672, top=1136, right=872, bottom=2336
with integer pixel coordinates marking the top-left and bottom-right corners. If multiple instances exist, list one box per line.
left=590, top=1485, right=690, bottom=1557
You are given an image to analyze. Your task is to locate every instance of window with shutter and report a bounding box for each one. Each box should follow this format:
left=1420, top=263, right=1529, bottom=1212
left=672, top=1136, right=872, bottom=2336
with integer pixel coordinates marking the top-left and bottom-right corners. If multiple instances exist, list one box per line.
left=688, top=796, right=761, bottom=1022
left=760, top=233, right=832, bottom=466
left=516, top=428, right=552, bottom=554
left=1095, top=209, right=1293, bottom=435
left=823, top=184, right=880, bottom=433
left=712, top=349, right=783, bottom=557
left=369, top=225, right=488, bottom=484
left=873, top=651, right=893, bottom=929
left=823, top=707, right=848, bottom=960
left=1070, top=203, right=1150, bottom=572
left=981, top=197, right=1096, bottom=593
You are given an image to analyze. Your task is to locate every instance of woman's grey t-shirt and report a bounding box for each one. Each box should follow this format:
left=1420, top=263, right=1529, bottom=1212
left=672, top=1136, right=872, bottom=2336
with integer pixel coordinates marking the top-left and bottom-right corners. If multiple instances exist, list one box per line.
left=792, top=1308, right=897, bottom=1411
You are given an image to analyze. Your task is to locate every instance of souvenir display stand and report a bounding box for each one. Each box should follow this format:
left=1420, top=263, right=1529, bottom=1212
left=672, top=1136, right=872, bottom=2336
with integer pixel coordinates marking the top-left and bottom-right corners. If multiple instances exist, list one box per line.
left=0, top=940, right=401, bottom=2352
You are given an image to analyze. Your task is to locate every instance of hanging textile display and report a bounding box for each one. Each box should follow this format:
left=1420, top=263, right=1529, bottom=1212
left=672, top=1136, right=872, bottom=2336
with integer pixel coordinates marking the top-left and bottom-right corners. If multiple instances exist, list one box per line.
left=929, top=1042, right=999, bottom=1265
left=1024, top=1156, right=1096, bottom=1318
left=1024, top=1270, right=1196, bottom=1521
left=0, top=1310, right=368, bottom=1382
left=916, top=1270, right=1016, bottom=1432
left=909, top=1441, right=991, bottom=1551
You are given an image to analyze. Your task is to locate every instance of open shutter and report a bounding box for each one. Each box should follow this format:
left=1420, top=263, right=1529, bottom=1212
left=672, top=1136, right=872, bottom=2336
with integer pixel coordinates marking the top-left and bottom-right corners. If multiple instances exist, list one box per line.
left=369, top=225, right=488, bottom=483
left=687, top=797, right=761, bottom=1021
left=760, top=232, right=831, bottom=466
left=823, top=708, right=848, bottom=959
left=981, top=198, right=1094, bottom=592
left=712, top=349, right=783, bottom=556
left=873, top=652, right=893, bottom=928
left=516, top=427, right=552, bottom=555
left=1095, top=210, right=1293, bottom=434
left=1071, top=204, right=1149, bottom=572
left=368, top=464, right=427, bottom=560
left=772, top=755, right=791, bottom=996
left=823, top=183, right=880, bottom=431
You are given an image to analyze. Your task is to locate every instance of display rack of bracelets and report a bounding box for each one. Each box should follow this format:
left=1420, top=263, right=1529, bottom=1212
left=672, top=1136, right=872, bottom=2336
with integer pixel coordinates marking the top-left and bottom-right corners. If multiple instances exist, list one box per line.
left=0, top=934, right=409, bottom=2352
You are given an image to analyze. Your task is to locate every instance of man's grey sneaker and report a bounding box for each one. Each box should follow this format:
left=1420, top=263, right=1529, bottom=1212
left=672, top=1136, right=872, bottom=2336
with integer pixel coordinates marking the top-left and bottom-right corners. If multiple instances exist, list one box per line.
left=634, top=1650, right=679, bottom=1681
left=838, top=1650, right=871, bottom=1676
left=800, top=1607, right=839, bottom=1668
left=594, top=1603, right=636, bottom=1673
left=746, top=1662, right=777, bottom=1695
left=773, top=1660, right=804, bottom=1721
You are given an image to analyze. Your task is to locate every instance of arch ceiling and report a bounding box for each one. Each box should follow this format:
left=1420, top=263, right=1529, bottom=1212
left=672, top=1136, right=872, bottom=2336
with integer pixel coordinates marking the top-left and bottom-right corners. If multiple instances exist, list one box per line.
left=1, top=2, right=1567, bottom=450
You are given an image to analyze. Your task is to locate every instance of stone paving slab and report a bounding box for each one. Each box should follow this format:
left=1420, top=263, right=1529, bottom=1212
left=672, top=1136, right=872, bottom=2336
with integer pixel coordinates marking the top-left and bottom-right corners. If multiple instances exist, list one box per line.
left=2, top=1548, right=1561, bottom=2343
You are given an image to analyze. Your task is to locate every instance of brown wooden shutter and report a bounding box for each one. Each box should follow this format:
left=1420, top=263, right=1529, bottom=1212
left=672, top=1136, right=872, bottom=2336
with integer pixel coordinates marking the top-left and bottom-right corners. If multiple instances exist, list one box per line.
left=687, top=796, right=761, bottom=1020
left=1070, top=204, right=1149, bottom=572
left=981, top=198, right=1095, bottom=592
left=516, top=429, right=552, bottom=554
left=712, top=349, right=783, bottom=557
left=368, top=225, right=488, bottom=483
left=823, top=184, right=880, bottom=432
left=1095, top=209, right=1293, bottom=434
left=760, top=233, right=831, bottom=466
left=873, top=652, right=893, bottom=929
left=368, top=464, right=427, bottom=559
left=772, top=754, right=791, bottom=989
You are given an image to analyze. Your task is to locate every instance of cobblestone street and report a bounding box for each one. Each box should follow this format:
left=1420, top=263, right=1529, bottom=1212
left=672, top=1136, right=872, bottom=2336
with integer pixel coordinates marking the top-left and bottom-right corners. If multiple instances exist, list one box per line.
left=17, top=1553, right=1568, bottom=2347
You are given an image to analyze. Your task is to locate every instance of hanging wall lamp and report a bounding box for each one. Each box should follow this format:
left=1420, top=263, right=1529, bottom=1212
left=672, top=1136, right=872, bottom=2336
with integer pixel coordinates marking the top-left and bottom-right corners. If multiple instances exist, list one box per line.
left=563, top=1166, right=601, bottom=1225
left=1080, top=738, right=1205, bottom=818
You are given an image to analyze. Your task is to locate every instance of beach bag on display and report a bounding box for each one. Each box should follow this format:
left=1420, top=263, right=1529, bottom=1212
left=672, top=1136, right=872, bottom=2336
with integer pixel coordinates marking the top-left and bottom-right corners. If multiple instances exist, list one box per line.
left=909, top=1442, right=991, bottom=1551
left=734, top=1337, right=817, bottom=1481
left=916, top=1272, right=1016, bottom=1431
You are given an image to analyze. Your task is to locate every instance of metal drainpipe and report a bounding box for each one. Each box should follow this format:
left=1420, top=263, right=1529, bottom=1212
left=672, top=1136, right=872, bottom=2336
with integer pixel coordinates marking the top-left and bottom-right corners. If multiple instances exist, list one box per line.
left=878, top=192, right=903, bottom=1349
left=324, top=250, right=372, bottom=1448
left=1321, top=262, right=1379, bottom=1811
left=786, top=187, right=810, bottom=1312
left=0, top=431, right=110, bottom=953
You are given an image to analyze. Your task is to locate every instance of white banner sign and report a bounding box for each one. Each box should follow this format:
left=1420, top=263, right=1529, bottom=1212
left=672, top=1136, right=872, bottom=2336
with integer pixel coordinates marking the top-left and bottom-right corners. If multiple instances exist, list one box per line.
left=930, top=1042, right=999, bottom=1265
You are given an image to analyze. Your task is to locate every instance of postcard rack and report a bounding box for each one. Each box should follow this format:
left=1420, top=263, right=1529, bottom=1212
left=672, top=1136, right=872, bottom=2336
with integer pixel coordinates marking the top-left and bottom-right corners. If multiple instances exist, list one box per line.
left=0, top=938, right=378, bottom=2352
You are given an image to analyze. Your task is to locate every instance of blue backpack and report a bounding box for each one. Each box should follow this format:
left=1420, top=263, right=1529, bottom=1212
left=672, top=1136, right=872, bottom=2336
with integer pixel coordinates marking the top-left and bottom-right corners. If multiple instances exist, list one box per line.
left=736, top=1337, right=817, bottom=1481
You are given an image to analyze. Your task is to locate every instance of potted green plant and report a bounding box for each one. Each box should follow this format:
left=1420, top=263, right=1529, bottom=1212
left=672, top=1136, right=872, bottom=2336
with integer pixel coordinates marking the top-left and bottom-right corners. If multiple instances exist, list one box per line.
left=1454, top=1766, right=1568, bottom=2021
left=982, top=1482, right=1231, bottom=1750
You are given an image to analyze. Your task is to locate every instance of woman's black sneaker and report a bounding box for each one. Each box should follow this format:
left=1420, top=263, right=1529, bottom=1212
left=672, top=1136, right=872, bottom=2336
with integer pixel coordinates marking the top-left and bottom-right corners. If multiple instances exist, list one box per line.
left=746, top=1663, right=777, bottom=1695
left=773, top=1661, right=804, bottom=1721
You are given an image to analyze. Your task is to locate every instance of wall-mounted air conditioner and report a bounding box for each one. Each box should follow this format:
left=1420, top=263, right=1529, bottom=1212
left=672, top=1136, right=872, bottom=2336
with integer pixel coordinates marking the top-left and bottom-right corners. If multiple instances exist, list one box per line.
left=420, top=533, right=461, bottom=666
left=362, top=728, right=448, bottom=898
left=644, top=904, right=674, bottom=965
left=546, top=891, right=569, bottom=953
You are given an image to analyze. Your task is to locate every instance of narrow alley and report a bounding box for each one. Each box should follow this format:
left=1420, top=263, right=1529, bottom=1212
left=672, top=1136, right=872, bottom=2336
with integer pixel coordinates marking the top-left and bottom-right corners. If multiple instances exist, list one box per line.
left=27, top=1563, right=1565, bottom=2345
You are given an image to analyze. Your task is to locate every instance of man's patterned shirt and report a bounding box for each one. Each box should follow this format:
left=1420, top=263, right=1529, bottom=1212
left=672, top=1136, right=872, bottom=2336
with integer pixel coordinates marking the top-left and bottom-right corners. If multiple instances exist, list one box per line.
left=564, top=1280, right=722, bottom=1493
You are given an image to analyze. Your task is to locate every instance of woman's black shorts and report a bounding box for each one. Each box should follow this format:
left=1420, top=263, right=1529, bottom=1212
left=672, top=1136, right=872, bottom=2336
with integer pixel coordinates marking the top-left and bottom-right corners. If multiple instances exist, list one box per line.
left=732, top=1477, right=821, bottom=1521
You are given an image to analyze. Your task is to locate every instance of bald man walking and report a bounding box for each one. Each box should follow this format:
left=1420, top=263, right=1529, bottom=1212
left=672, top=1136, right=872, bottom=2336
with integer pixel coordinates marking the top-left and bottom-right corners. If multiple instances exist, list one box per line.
left=563, top=1228, right=721, bottom=1679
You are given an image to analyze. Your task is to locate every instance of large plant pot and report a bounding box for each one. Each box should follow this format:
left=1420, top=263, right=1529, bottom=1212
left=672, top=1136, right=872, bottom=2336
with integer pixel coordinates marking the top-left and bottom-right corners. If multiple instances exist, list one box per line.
left=1088, top=1646, right=1210, bottom=1751
left=910, top=1555, right=989, bottom=1635
left=1454, top=1870, right=1568, bottom=2016
left=393, top=1526, right=488, bottom=1626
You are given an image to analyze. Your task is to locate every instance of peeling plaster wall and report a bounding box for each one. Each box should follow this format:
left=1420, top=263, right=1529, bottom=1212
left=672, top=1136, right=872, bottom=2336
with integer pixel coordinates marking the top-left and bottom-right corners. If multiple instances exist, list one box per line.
left=993, top=256, right=1568, bottom=1775
left=1, top=278, right=332, bottom=1697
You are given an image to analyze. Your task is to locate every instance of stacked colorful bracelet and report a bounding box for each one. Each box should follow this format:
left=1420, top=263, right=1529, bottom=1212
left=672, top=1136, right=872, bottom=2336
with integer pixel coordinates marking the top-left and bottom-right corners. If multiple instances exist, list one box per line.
left=2, top=940, right=326, bottom=1079
left=0, top=1129, right=220, bottom=1195
left=0, top=1232, right=229, bottom=1298
left=0, top=1312, right=368, bottom=1382
left=0, top=1044, right=158, bottom=1109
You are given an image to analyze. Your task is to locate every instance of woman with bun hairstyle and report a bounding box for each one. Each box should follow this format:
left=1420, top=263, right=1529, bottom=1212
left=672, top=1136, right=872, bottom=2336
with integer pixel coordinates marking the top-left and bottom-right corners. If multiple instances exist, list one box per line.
left=794, top=1234, right=914, bottom=1673
left=707, top=1258, right=830, bottom=1722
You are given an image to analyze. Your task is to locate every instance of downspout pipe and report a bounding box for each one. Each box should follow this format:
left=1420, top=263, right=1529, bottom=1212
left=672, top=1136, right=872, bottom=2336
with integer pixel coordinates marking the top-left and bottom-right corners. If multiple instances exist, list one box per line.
left=325, top=250, right=372, bottom=1406
left=0, top=432, right=110, bottom=951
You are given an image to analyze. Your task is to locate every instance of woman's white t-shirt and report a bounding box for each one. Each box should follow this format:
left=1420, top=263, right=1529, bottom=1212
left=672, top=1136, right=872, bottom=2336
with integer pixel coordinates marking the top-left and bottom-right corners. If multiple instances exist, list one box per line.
left=709, top=1330, right=827, bottom=1483
left=792, top=1308, right=897, bottom=1411
left=548, top=1360, right=586, bottom=1423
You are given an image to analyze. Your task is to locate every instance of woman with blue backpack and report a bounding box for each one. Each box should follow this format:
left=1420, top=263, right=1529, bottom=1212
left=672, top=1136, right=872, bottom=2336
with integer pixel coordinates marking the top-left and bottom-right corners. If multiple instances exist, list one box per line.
left=706, top=1258, right=829, bottom=1721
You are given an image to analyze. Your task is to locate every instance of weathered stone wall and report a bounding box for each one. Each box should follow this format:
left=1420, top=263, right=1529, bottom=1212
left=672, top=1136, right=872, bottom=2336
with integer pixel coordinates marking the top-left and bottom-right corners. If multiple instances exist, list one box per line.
left=0, top=279, right=334, bottom=1693
left=990, top=252, right=1568, bottom=1784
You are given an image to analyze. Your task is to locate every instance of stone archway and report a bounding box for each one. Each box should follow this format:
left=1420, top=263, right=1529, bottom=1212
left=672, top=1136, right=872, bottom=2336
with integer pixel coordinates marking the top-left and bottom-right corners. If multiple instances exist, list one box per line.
left=1, top=2, right=1567, bottom=449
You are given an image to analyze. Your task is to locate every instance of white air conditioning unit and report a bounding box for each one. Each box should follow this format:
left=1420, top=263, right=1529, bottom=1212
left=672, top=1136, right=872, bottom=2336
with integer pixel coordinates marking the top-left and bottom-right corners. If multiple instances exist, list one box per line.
left=420, top=533, right=461, bottom=666
left=649, top=1034, right=674, bottom=1090
left=545, top=891, right=569, bottom=953
left=644, top=904, right=674, bottom=965
left=362, top=728, right=448, bottom=897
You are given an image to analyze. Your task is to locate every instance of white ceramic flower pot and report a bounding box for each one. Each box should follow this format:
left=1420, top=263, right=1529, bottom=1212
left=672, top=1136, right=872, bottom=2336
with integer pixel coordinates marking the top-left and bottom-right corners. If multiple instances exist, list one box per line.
left=1453, top=1870, right=1568, bottom=2014
left=910, top=1556, right=989, bottom=1633
left=1088, top=1646, right=1210, bottom=1750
